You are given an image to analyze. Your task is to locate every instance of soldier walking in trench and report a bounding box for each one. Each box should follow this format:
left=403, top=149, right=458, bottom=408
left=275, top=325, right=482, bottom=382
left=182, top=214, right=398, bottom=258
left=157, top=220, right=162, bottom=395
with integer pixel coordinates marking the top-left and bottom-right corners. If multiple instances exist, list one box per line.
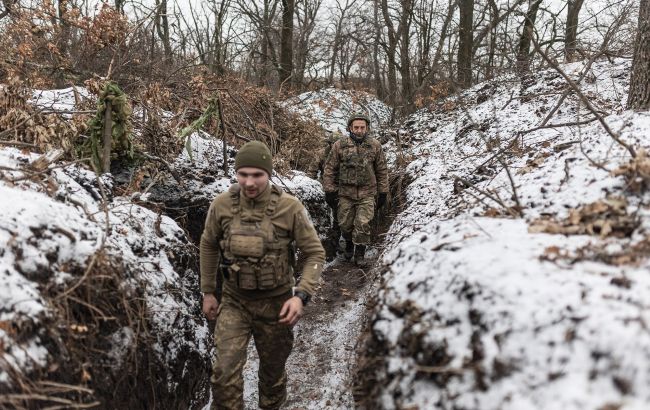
left=323, top=112, right=389, bottom=265
left=200, top=141, right=325, bottom=409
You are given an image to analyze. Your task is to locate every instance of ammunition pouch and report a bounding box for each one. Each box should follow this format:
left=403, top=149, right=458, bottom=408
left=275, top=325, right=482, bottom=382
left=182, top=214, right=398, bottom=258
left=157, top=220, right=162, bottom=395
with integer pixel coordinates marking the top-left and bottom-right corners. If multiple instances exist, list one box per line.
left=221, top=184, right=293, bottom=291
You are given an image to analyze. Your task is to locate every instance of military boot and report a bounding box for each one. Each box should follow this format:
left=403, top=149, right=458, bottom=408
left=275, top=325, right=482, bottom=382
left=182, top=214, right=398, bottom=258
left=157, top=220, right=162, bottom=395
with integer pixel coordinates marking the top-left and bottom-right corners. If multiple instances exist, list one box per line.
left=344, top=240, right=354, bottom=261
left=354, top=244, right=366, bottom=266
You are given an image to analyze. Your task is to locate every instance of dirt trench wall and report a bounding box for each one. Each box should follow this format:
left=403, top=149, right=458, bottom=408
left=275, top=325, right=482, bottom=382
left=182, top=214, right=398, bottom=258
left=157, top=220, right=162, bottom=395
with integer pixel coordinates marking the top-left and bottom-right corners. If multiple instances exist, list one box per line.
left=0, top=151, right=212, bottom=409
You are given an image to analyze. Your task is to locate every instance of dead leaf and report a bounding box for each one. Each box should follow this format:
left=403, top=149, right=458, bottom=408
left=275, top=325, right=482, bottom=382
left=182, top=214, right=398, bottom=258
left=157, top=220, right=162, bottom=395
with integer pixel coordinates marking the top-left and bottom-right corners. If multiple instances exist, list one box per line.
left=81, top=368, right=92, bottom=383
left=0, top=320, right=15, bottom=336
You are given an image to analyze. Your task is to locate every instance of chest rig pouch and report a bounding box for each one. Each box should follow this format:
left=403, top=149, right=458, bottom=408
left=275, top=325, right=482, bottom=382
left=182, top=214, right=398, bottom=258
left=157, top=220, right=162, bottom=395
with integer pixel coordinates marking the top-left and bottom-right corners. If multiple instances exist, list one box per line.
left=339, top=138, right=372, bottom=186
left=221, top=185, right=292, bottom=290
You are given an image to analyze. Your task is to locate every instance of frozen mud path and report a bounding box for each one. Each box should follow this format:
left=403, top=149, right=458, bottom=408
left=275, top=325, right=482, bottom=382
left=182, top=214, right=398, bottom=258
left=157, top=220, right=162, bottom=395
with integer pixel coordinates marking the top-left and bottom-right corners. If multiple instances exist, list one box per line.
left=242, top=255, right=379, bottom=409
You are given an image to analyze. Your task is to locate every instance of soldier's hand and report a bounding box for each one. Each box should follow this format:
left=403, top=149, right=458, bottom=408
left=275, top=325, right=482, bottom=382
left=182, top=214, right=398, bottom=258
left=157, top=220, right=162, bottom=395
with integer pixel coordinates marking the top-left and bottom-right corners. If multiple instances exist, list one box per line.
left=202, top=293, right=219, bottom=321
left=278, top=296, right=304, bottom=326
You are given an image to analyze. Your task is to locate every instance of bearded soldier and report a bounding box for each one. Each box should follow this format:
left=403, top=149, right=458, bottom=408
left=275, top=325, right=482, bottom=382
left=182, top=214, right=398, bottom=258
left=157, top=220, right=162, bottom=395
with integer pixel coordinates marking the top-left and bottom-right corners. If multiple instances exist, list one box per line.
left=323, top=112, right=389, bottom=265
left=200, top=141, right=325, bottom=410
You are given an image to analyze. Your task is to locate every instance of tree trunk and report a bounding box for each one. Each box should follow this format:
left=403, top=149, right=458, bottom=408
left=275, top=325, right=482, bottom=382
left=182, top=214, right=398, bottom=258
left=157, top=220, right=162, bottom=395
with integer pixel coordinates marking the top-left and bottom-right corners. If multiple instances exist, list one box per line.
left=155, top=0, right=172, bottom=60
left=399, top=0, right=414, bottom=111
left=565, top=0, right=584, bottom=62
left=279, top=0, right=295, bottom=89
left=55, top=0, right=70, bottom=88
left=380, top=0, right=398, bottom=106
left=628, top=0, right=650, bottom=109
left=457, top=0, right=474, bottom=88
left=516, top=0, right=542, bottom=73
left=372, top=0, right=385, bottom=100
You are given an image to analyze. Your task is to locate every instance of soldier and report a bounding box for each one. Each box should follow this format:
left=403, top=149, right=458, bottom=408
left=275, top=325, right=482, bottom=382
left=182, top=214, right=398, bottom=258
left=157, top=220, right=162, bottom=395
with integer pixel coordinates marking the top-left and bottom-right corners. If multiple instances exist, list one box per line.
left=200, top=141, right=325, bottom=410
left=323, top=112, right=389, bottom=265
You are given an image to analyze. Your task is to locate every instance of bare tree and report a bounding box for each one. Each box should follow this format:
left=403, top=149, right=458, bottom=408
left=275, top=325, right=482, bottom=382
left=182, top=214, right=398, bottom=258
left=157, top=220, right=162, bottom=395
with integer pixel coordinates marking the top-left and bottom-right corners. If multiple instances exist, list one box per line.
left=372, top=0, right=385, bottom=99
left=565, top=0, right=584, bottom=61
left=516, top=0, right=542, bottom=73
left=628, top=0, right=650, bottom=109
left=380, top=0, right=399, bottom=105
left=399, top=0, right=414, bottom=110
left=279, top=0, right=295, bottom=88
left=294, top=0, right=322, bottom=88
left=209, top=0, right=232, bottom=74
left=233, top=0, right=281, bottom=87
left=328, top=0, right=357, bottom=85
left=155, top=0, right=172, bottom=60
left=458, top=0, right=474, bottom=88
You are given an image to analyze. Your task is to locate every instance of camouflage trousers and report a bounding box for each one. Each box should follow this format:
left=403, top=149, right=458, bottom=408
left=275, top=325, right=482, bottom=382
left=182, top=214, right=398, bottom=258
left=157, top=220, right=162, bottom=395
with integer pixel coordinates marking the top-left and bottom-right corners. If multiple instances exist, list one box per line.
left=211, top=291, right=294, bottom=410
left=337, top=196, right=375, bottom=245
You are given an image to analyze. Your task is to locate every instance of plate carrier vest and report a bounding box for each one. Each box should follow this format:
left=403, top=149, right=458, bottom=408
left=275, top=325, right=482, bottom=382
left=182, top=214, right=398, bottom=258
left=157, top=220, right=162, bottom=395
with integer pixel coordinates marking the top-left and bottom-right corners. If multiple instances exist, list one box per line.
left=220, top=184, right=293, bottom=290
left=338, top=137, right=373, bottom=187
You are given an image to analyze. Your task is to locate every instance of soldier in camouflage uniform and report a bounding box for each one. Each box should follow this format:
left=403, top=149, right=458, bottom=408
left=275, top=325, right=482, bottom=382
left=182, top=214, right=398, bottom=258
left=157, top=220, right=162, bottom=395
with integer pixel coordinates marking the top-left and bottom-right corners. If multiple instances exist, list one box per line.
left=323, top=112, right=389, bottom=265
left=200, top=141, right=325, bottom=410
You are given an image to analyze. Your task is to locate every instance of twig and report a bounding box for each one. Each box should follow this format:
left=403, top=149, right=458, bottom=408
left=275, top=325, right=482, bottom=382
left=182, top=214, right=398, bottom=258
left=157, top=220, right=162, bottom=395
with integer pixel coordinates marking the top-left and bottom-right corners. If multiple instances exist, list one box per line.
left=498, top=155, right=523, bottom=213
left=36, top=381, right=94, bottom=395
left=216, top=93, right=229, bottom=176
left=521, top=116, right=598, bottom=134
left=218, top=88, right=261, bottom=141
left=453, top=175, right=516, bottom=216
left=0, top=394, right=100, bottom=408
left=457, top=106, right=524, bottom=216
left=0, top=140, right=38, bottom=149
left=559, top=158, right=571, bottom=187
left=102, top=100, right=113, bottom=173
left=531, top=34, right=636, bottom=158
left=414, top=365, right=466, bottom=375
left=140, top=152, right=182, bottom=184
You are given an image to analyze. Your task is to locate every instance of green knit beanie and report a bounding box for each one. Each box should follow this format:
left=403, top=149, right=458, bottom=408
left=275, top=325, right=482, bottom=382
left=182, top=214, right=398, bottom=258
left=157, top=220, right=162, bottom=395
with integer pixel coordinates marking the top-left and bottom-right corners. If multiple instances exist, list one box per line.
left=235, top=141, right=273, bottom=176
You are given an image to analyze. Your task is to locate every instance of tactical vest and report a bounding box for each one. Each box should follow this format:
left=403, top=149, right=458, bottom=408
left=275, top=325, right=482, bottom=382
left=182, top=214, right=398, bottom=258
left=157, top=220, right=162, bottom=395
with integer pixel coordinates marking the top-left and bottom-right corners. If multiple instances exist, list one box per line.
left=338, top=137, right=373, bottom=186
left=220, top=184, right=293, bottom=290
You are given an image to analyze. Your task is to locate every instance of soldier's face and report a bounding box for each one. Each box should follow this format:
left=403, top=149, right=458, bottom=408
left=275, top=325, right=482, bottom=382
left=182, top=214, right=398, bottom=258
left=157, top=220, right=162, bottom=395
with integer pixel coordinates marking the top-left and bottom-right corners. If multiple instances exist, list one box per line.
left=349, top=120, right=368, bottom=136
left=236, top=167, right=270, bottom=198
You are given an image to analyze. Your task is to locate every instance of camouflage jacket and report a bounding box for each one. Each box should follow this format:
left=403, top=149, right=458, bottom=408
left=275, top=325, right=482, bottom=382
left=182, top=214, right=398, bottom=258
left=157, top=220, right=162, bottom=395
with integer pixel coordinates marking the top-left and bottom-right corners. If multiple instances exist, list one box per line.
left=308, top=131, right=341, bottom=180
left=323, top=135, right=389, bottom=200
left=200, top=183, right=325, bottom=299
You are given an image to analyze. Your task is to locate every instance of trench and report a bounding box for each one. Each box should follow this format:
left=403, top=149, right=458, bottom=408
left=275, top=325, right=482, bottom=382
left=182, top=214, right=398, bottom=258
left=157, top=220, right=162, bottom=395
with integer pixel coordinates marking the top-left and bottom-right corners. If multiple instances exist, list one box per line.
left=143, top=138, right=402, bottom=409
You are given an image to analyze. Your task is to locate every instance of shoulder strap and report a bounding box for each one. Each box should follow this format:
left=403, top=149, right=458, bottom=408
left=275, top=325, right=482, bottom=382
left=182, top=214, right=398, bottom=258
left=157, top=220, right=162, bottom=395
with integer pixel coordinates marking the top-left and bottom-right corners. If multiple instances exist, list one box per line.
left=260, top=185, right=282, bottom=243
left=264, top=185, right=283, bottom=216
left=229, top=184, right=241, bottom=215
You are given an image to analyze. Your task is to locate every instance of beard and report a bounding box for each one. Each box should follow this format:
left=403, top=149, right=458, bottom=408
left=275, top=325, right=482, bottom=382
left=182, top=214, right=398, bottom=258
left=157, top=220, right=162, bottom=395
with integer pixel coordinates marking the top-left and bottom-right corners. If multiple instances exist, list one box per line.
left=349, top=131, right=367, bottom=143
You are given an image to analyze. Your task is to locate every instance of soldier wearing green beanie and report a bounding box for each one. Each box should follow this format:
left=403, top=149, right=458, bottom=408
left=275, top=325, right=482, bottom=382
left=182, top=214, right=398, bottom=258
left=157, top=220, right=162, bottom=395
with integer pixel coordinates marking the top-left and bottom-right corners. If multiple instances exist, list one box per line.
left=234, top=140, right=273, bottom=176
left=200, top=140, right=325, bottom=409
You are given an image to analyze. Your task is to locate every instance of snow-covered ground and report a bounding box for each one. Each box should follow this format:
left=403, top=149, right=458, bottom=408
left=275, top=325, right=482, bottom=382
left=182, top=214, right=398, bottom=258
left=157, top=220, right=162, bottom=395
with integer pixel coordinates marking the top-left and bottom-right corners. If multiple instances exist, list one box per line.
left=369, top=58, right=650, bottom=409
left=0, top=88, right=218, bottom=406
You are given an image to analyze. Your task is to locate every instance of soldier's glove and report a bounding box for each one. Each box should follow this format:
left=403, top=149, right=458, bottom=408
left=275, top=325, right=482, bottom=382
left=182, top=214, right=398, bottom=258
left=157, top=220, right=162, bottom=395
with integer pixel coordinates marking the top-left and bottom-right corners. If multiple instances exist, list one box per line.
left=325, top=191, right=338, bottom=209
left=377, top=192, right=387, bottom=209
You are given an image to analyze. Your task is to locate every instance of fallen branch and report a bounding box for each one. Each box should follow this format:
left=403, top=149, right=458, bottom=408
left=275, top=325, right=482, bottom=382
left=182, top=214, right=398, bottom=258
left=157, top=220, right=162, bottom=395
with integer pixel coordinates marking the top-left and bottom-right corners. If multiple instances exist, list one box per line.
left=522, top=116, right=598, bottom=135
left=415, top=365, right=466, bottom=375
left=453, top=175, right=520, bottom=217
